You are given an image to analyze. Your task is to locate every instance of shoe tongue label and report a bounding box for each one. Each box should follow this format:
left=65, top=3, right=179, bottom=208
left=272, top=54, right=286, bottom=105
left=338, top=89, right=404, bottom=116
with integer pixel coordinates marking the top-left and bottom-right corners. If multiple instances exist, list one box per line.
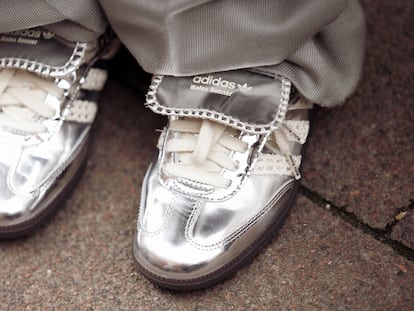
left=190, top=75, right=253, bottom=97
left=0, top=27, right=83, bottom=74
left=151, top=70, right=289, bottom=132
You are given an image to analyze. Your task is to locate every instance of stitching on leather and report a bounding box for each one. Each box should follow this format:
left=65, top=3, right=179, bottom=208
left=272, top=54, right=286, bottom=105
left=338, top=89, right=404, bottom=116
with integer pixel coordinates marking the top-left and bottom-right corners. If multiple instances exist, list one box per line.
left=185, top=180, right=294, bottom=250
left=7, top=132, right=89, bottom=198
left=138, top=195, right=176, bottom=237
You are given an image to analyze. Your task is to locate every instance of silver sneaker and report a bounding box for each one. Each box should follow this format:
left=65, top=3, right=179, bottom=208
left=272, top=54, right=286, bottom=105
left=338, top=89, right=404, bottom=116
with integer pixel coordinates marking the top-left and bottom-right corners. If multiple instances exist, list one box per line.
left=0, top=28, right=110, bottom=238
left=133, top=70, right=312, bottom=289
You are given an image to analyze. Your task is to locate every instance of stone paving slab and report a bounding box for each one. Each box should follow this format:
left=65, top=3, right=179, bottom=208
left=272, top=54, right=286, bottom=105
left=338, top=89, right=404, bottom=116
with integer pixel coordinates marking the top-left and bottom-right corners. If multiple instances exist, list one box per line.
left=1, top=81, right=413, bottom=310
left=301, top=0, right=414, bottom=229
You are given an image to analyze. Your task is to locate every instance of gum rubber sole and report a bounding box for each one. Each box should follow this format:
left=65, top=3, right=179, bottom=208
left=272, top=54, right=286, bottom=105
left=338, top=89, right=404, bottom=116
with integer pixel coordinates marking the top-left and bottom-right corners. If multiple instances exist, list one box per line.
left=0, top=143, right=88, bottom=240
left=133, top=181, right=300, bottom=291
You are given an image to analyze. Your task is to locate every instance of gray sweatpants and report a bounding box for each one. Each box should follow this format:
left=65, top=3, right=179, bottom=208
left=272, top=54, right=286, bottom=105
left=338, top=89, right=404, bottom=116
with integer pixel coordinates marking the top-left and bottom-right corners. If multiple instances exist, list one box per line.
left=0, top=0, right=365, bottom=106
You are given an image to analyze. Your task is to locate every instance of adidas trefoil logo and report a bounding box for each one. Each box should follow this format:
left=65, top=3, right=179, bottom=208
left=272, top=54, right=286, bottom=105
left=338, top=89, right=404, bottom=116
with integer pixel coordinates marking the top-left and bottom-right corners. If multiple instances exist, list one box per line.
left=237, top=83, right=253, bottom=91
left=190, top=75, right=253, bottom=97
left=42, top=31, right=55, bottom=39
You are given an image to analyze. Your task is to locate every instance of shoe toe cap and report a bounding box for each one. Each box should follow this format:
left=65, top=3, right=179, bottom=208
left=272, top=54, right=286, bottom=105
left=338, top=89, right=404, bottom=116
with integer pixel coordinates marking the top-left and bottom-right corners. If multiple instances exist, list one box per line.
left=134, top=230, right=221, bottom=279
left=134, top=159, right=299, bottom=289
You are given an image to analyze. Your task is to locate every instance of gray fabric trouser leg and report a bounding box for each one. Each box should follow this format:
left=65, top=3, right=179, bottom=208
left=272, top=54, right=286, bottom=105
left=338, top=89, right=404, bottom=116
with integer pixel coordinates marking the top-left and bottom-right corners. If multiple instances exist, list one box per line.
left=0, top=0, right=365, bottom=106
left=0, top=0, right=107, bottom=41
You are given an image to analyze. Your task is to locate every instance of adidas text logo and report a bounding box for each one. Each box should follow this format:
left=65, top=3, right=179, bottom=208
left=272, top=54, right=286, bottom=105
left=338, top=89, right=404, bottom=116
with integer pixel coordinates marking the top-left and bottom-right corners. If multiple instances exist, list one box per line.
left=7, top=30, right=55, bottom=40
left=193, top=76, right=236, bottom=90
left=190, top=75, right=252, bottom=97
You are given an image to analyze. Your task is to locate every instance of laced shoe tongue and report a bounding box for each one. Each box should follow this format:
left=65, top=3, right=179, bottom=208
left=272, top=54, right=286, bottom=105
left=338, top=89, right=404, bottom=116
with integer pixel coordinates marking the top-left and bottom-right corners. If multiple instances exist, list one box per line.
left=0, top=68, right=62, bottom=134
left=164, top=118, right=248, bottom=189
left=148, top=69, right=292, bottom=196
left=0, top=27, right=87, bottom=135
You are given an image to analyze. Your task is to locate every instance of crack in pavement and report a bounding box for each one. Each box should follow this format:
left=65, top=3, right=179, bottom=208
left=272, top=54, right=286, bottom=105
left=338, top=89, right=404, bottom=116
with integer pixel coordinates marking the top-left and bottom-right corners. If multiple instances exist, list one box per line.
left=299, top=186, right=414, bottom=262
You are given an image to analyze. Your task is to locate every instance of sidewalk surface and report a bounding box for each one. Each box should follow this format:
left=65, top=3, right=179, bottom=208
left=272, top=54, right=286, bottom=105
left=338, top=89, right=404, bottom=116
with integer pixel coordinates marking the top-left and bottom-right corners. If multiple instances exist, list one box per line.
left=1, top=1, right=413, bottom=310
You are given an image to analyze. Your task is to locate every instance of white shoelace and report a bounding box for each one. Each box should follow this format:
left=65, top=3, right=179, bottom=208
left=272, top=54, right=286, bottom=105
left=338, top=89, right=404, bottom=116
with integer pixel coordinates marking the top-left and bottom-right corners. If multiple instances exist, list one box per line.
left=0, top=68, right=62, bottom=133
left=164, top=118, right=303, bottom=188
left=164, top=119, right=248, bottom=188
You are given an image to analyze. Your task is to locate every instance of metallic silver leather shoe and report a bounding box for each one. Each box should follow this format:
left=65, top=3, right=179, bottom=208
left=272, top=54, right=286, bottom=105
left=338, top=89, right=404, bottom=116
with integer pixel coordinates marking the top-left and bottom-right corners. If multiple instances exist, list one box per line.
left=134, top=70, right=313, bottom=289
left=0, top=28, right=110, bottom=238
